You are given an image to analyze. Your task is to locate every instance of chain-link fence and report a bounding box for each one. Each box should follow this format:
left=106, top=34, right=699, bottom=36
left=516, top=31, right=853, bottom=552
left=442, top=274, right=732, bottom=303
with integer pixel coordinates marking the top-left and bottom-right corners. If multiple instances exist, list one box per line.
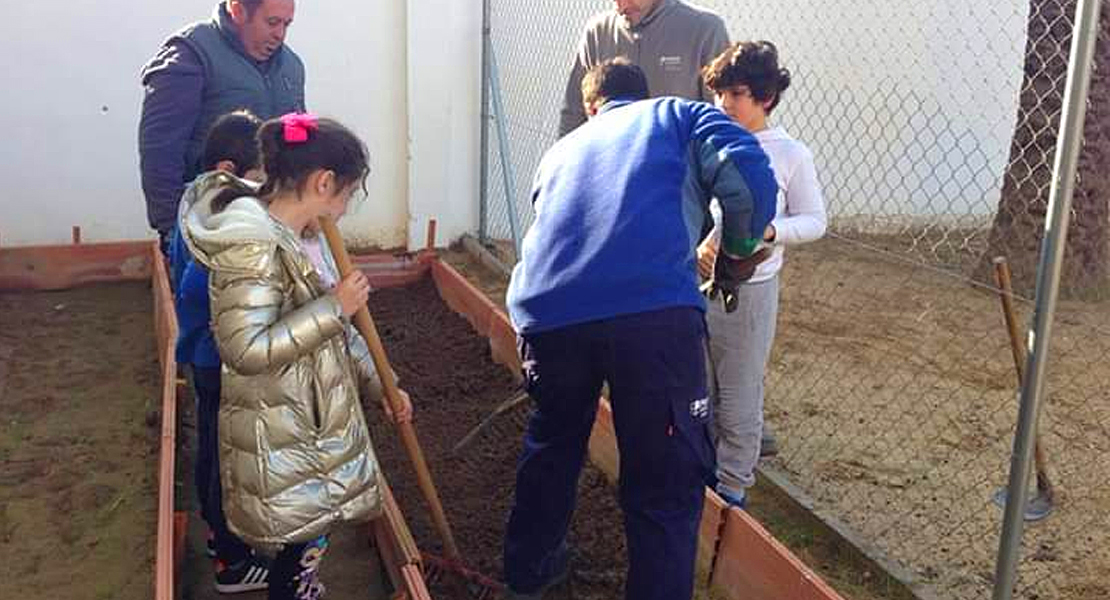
left=478, top=1, right=1109, bottom=599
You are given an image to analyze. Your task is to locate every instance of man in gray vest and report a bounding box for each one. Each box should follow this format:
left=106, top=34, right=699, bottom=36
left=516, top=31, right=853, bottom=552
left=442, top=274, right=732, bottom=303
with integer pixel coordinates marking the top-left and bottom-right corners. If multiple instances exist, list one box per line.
left=558, top=0, right=729, bottom=137
left=139, top=0, right=305, bottom=252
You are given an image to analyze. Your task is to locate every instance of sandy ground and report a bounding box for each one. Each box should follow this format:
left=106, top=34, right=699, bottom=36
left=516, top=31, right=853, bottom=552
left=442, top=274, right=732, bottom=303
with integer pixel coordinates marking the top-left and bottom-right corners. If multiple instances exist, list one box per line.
left=0, top=283, right=160, bottom=600
left=0, top=280, right=391, bottom=600
left=766, top=237, right=1109, bottom=600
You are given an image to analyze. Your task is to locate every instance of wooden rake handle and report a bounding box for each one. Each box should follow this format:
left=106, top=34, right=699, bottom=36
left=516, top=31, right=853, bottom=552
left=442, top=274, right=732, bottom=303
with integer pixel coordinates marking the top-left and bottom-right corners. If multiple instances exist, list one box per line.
left=319, top=216, right=461, bottom=561
left=992, top=257, right=1051, bottom=487
left=993, top=257, right=1027, bottom=386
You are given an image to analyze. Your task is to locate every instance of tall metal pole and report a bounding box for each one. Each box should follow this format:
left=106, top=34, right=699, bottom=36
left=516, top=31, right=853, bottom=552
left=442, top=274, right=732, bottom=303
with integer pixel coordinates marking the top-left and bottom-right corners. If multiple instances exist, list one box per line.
left=488, top=44, right=522, bottom=259
left=478, top=0, right=492, bottom=243
left=991, top=1, right=1103, bottom=598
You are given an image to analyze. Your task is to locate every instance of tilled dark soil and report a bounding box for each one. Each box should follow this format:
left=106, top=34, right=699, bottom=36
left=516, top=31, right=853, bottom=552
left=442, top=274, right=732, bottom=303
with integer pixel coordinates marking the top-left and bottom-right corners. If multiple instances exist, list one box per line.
left=366, top=279, right=627, bottom=599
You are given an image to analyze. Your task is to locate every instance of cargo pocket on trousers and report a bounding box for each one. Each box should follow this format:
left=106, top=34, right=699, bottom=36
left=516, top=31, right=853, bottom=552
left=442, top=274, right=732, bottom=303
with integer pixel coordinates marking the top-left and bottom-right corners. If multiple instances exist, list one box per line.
left=668, top=393, right=717, bottom=491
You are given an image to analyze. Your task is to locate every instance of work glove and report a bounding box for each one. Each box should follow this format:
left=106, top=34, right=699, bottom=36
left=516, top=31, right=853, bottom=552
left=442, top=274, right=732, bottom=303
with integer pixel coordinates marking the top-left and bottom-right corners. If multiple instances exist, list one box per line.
left=701, top=247, right=771, bottom=313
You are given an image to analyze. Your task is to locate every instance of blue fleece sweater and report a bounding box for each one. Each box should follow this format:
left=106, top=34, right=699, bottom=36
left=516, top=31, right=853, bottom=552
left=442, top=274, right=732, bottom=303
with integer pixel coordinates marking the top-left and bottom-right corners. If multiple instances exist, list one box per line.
left=170, top=226, right=219, bottom=368
left=507, top=97, right=777, bottom=334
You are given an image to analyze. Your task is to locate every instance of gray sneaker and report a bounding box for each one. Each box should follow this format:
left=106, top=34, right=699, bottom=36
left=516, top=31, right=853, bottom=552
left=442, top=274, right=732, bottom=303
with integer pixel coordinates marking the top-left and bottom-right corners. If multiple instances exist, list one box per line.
left=760, top=427, right=779, bottom=457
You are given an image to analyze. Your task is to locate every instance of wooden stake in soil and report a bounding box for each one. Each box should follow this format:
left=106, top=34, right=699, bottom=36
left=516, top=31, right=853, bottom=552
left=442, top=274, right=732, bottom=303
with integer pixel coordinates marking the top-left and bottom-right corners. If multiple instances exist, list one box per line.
left=319, top=216, right=462, bottom=560
left=425, top=219, right=437, bottom=252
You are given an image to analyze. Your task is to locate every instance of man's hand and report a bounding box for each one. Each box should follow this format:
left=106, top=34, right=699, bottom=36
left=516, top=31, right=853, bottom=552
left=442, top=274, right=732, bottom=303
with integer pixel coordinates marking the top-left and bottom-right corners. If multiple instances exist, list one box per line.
left=381, top=388, right=414, bottom=424
left=334, top=271, right=371, bottom=317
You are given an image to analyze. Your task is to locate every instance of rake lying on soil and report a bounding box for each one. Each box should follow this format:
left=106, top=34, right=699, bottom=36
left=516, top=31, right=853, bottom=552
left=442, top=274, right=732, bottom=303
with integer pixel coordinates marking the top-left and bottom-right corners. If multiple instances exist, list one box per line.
left=451, top=390, right=531, bottom=456
left=321, top=217, right=502, bottom=598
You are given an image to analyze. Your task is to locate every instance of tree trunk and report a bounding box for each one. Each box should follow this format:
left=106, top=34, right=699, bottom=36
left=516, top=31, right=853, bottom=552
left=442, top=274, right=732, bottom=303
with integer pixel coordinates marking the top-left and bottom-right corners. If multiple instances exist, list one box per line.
left=979, top=1, right=1110, bottom=299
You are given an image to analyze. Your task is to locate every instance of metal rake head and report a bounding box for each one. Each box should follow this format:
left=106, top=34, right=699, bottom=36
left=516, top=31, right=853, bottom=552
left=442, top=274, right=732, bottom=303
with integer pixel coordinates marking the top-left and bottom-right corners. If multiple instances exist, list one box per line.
left=423, top=552, right=504, bottom=600
left=451, top=390, right=532, bottom=457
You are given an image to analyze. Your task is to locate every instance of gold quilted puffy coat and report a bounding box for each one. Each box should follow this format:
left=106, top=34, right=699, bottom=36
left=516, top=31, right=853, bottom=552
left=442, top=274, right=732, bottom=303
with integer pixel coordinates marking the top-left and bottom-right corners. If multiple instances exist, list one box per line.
left=180, top=172, right=383, bottom=550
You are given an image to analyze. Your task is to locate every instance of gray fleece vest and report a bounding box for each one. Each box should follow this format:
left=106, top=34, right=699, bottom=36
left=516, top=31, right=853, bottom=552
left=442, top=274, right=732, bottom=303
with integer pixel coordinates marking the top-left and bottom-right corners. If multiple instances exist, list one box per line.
left=179, top=19, right=305, bottom=178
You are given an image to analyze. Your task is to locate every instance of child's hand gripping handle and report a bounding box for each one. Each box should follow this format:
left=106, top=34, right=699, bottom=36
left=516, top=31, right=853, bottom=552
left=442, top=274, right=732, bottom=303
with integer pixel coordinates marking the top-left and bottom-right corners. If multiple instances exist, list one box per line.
left=318, top=216, right=461, bottom=561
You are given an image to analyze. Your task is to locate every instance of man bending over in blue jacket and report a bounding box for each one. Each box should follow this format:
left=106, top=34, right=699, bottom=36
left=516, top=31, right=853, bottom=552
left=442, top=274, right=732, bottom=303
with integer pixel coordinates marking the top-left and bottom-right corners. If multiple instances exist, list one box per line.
left=502, top=58, right=778, bottom=600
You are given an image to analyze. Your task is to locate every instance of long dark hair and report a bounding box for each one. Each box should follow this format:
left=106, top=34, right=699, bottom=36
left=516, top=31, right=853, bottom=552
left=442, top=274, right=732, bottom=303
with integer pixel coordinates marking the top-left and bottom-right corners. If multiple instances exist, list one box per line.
left=210, top=115, right=370, bottom=213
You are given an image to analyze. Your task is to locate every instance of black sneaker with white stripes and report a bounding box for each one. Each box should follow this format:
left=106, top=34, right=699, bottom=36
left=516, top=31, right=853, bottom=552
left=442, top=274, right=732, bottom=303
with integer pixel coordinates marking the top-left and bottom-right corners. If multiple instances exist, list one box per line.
left=215, top=555, right=270, bottom=594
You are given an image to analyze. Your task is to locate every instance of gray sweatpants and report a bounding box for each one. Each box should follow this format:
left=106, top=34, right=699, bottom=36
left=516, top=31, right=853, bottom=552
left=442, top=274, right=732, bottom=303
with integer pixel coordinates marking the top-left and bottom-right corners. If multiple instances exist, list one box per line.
left=705, top=276, right=780, bottom=498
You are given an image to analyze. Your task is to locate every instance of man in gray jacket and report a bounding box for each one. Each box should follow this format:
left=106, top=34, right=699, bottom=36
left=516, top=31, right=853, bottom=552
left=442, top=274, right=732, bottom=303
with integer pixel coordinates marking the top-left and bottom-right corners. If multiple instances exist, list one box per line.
left=139, top=0, right=305, bottom=253
left=558, top=0, right=730, bottom=137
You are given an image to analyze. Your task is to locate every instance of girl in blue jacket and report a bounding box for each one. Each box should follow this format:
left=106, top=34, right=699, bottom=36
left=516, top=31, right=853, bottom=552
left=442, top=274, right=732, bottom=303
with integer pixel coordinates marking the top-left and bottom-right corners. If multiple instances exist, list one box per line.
left=169, top=110, right=273, bottom=592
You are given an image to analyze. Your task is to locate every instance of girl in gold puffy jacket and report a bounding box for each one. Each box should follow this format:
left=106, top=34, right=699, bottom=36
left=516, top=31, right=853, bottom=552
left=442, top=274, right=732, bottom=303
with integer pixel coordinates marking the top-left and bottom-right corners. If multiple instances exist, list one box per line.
left=180, top=113, right=411, bottom=600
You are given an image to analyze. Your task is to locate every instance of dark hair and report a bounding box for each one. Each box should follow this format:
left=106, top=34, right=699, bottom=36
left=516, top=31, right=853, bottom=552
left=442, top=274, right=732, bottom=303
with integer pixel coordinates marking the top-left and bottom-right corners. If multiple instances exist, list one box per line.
left=703, top=41, right=792, bottom=114
left=581, top=58, right=650, bottom=109
left=211, top=116, right=370, bottom=213
left=201, top=110, right=262, bottom=176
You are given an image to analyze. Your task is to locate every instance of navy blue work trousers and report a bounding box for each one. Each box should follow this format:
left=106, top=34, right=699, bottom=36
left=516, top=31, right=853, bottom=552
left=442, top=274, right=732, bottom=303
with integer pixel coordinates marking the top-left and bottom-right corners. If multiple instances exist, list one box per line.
left=503, top=307, right=715, bottom=600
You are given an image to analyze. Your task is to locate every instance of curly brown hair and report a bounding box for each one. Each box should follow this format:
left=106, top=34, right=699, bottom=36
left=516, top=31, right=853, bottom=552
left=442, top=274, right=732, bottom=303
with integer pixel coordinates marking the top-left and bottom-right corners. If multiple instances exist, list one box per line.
left=702, top=41, right=792, bottom=114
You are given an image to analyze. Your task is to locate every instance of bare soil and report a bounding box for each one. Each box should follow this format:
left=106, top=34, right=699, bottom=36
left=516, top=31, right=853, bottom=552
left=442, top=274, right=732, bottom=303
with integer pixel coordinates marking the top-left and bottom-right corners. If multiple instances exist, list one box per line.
left=366, top=278, right=628, bottom=599
left=441, top=242, right=1056, bottom=598
left=452, top=234, right=1110, bottom=599
left=0, top=283, right=160, bottom=600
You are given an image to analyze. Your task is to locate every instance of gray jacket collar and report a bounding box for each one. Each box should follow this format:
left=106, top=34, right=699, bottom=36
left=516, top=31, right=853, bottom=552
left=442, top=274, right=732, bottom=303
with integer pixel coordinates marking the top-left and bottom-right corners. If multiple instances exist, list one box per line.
left=623, top=0, right=676, bottom=31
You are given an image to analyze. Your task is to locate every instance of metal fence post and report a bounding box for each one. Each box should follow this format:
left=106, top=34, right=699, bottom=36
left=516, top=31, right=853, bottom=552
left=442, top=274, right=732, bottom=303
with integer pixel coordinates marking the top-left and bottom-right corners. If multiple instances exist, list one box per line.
left=990, top=1, right=1103, bottom=598
left=478, top=0, right=492, bottom=244
left=488, top=41, right=522, bottom=260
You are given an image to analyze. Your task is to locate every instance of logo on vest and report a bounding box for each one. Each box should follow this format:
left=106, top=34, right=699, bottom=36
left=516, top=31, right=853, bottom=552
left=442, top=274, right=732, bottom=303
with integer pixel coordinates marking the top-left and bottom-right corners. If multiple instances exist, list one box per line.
left=660, top=56, right=684, bottom=72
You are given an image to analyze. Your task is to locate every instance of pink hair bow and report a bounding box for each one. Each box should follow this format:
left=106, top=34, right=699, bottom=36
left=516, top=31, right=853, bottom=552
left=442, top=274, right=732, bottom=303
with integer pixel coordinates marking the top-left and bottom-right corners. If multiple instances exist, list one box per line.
left=281, top=112, right=319, bottom=144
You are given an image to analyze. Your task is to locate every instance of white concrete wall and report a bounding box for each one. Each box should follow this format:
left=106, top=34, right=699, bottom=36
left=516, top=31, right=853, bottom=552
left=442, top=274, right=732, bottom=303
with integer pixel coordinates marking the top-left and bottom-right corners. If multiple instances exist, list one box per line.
left=406, top=0, right=483, bottom=249
left=296, top=1, right=410, bottom=249
left=0, top=1, right=479, bottom=249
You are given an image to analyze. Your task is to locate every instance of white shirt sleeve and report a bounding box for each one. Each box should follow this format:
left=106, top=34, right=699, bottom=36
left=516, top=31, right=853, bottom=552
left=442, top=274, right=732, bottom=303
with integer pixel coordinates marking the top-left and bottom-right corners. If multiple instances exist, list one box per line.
left=771, top=145, right=827, bottom=245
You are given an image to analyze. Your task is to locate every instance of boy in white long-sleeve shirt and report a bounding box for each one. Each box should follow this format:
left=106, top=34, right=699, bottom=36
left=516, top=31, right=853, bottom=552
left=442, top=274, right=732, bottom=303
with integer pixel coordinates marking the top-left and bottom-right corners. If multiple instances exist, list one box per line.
left=698, top=40, right=828, bottom=507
